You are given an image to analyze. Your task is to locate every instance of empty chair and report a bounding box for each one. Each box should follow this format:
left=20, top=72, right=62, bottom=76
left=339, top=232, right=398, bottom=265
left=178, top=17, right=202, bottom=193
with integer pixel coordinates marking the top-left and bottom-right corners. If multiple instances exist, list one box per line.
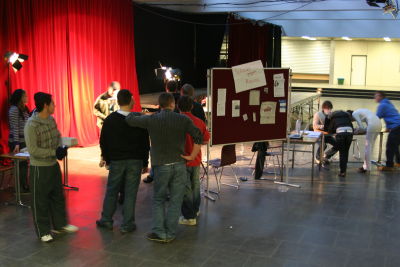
left=209, top=144, right=239, bottom=193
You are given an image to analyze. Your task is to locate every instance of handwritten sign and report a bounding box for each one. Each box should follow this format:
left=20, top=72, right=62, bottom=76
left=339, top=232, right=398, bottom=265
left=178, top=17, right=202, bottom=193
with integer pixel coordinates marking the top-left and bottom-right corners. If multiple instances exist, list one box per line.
left=232, top=60, right=266, bottom=93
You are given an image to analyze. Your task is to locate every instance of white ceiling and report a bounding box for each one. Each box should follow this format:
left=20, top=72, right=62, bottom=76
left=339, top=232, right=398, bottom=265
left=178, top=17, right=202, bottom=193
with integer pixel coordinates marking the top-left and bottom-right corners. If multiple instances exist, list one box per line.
left=133, top=0, right=400, bottom=38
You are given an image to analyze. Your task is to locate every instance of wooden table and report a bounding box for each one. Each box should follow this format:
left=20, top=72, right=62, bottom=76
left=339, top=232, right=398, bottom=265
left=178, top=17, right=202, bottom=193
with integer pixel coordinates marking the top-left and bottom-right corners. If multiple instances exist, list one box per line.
left=280, top=135, right=323, bottom=182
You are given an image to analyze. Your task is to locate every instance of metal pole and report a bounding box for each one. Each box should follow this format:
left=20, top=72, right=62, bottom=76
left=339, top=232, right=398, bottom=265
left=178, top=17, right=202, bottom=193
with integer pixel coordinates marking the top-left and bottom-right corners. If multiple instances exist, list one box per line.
left=205, top=69, right=215, bottom=201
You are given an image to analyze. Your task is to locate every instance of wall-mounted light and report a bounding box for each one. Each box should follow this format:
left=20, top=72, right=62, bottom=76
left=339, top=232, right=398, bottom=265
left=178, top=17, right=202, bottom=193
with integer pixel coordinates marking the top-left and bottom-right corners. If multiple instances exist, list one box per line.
left=383, top=37, right=391, bottom=42
left=342, top=36, right=352, bottom=41
left=301, top=36, right=316, bottom=41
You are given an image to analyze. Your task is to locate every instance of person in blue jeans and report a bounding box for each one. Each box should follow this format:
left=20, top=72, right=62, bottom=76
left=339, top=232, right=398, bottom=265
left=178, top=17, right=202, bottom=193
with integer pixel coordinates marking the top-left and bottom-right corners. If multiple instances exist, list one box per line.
left=126, top=93, right=203, bottom=243
left=97, top=89, right=150, bottom=233
left=375, top=91, right=400, bottom=170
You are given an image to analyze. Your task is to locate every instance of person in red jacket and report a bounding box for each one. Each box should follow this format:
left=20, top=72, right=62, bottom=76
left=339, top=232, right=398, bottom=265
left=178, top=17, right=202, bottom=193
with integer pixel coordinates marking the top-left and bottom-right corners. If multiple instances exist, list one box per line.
left=177, top=96, right=210, bottom=226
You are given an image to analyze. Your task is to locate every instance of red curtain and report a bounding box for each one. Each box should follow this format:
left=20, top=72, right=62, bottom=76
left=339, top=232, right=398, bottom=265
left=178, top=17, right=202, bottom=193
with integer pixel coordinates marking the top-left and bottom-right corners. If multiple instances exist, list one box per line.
left=0, top=0, right=140, bottom=151
left=227, top=16, right=269, bottom=67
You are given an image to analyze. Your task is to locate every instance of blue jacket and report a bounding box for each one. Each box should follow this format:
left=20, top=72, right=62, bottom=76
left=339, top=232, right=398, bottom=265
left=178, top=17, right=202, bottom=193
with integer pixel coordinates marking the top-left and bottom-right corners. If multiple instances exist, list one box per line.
left=376, top=98, right=400, bottom=130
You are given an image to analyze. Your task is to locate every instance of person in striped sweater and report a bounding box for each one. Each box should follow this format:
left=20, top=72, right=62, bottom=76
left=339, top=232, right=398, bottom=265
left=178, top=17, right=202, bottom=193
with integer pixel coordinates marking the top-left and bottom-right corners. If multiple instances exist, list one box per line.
left=8, top=89, right=30, bottom=192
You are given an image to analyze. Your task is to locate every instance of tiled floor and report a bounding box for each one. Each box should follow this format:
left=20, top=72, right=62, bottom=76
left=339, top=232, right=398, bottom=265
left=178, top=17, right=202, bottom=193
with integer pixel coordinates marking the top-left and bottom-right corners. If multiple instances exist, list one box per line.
left=0, top=95, right=400, bottom=267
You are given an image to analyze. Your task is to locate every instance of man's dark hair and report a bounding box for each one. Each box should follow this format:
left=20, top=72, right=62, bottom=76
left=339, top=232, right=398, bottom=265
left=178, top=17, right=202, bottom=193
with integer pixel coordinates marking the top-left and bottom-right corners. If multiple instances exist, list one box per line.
left=178, top=96, right=193, bottom=112
left=181, top=84, right=195, bottom=97
left=321, top=100, right=333, bottom=110
left=166, top=80, right=178, bottom=93
left=346, top=110, right=353, bottom=116
left=34, top=92, right=52, bottom=112
left=376, top=91, right=386, bottom=98
left=159, top=92, right=175, bottom=108
left=117, top=89, right=132, bottom=106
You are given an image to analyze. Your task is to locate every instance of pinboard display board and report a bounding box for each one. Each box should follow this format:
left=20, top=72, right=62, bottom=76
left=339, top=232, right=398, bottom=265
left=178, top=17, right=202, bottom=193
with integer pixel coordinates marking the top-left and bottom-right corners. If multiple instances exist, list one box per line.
left=210, top=68, right=290, bottom=146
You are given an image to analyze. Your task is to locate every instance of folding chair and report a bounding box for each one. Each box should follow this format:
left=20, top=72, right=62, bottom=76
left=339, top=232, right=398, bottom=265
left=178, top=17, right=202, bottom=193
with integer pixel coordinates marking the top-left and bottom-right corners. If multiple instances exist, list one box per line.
left=209, top=144, right=239, bottom=193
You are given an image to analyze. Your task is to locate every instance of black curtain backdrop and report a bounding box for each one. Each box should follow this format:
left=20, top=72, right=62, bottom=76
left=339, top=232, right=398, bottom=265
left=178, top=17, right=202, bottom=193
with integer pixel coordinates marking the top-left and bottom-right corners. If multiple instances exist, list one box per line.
left=134, top=5, right=227, bottom=94
left=228, top=15, right=282, bottom=68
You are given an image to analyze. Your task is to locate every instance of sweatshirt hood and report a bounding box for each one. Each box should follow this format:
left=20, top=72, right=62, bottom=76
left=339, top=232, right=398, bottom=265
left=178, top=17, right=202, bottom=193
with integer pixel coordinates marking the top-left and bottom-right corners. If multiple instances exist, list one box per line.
left=30, top=112, right=54, bottom=125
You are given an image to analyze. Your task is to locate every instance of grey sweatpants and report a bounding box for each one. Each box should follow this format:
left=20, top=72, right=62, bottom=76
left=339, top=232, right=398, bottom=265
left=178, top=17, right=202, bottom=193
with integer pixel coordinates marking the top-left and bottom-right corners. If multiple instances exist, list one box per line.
left=30, top=163, right=67, bottom=238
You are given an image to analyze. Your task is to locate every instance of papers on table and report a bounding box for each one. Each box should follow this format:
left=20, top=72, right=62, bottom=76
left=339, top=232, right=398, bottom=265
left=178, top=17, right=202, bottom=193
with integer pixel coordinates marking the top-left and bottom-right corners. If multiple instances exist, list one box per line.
left=15, top=152, right=30, bottom=157
left=260, top=101, right=276, bottom=124
left=232, top=60, right=266, bottom=93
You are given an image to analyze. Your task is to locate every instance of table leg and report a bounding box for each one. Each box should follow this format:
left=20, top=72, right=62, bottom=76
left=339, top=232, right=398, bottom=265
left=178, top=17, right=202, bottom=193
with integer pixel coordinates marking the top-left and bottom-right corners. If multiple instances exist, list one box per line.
left=311, top=143, right=315, bottom=182
left=13, top=159, right=30, bottom=208
left=291, top=144, right=295, bottom=169
left=63, top=155, right=79, bottom=191
left=378, top=132, right=383, bottom=163
left=319, top=134, right=325, bottom=170
left=280, top=141, right=285, bottom=182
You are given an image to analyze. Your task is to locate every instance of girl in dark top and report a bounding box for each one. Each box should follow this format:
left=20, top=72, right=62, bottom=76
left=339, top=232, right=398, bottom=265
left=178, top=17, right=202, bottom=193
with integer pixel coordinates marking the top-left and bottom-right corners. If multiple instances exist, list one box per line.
left=8, top=89, right=30, bottom=192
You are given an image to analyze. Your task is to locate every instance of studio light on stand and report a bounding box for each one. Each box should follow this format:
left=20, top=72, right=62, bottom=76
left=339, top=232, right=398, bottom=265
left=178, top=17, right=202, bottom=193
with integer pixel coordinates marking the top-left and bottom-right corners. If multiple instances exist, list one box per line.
left=3, top=51, right=28, bottom=100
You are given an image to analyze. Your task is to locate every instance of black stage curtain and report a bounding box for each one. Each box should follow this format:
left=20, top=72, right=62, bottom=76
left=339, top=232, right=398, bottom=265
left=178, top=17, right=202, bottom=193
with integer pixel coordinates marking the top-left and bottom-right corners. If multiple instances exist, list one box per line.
left=228, top=15, right=282, bottom=68
left=134, top=4, right=227, bottom=94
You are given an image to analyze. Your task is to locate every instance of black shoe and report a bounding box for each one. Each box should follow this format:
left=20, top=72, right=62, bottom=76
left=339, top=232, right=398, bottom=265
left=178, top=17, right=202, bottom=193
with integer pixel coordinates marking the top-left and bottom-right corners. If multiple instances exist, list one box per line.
left=146, top=232, right=166, bottom=243
left=358, top=167, right=367, bottom=173
left=338, top=173, right=346, bottom=177
left=96, top=220, right=113, bottom=230
left=120, top=224, right=136, bottom=234
left=143, top=175, right=153, bottom=184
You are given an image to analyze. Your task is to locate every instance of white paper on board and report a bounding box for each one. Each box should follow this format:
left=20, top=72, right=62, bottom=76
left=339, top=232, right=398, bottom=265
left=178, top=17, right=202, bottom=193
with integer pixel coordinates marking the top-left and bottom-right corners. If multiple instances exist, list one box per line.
left=264, top=87, right=268, bottom=94
left=260, top=101, right=276, bottom=124
left=217, top=103, right=225, bottom=116
left=279, top=100, right=287, bottom=113
left=217, top=88, right=226, bottom=104
left=232, top=60, right=266, bottom=93
left=273, top=78, right=285, bottom=98
left=249, top=90, right=260, bottom=106
left=232, top=100, right=240, bottom=117
left=243, top=114, right=248, bottom=121
left=253, top=112, right=256, bottom=122
left=273, top=73, right=284, bottom=80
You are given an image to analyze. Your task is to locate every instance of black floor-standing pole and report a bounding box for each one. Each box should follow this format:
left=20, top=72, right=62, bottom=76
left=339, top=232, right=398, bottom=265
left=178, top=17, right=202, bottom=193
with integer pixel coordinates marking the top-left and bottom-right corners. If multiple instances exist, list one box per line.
left=7, top=64, right=11, bottom=101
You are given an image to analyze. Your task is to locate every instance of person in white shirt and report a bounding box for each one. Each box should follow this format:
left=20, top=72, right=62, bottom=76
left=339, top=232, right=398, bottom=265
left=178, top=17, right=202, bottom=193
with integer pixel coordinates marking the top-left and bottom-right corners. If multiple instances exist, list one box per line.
left=348, top=109, right=382, bottom=173
left=313, top=100, right=337, bottom=164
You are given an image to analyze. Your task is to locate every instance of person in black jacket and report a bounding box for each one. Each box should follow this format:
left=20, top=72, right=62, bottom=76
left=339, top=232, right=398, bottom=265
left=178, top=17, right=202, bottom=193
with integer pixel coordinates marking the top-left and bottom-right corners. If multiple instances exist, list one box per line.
left=324, top=110, right=354, bottom=177
left=96, top=89, right=150, bottom=233
left=180, top=84, right=206, bottom=122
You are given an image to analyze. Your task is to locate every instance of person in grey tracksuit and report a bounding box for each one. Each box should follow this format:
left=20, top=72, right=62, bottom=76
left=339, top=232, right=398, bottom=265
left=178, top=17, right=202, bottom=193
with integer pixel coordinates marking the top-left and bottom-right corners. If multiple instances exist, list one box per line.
left=25, top=92, right=78, bottom=242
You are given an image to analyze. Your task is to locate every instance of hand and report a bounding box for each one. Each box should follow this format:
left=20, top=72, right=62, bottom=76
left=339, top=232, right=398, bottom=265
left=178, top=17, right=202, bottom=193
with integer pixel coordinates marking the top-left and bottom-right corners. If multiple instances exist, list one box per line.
left=56, top=146, right=68, bottom=160
left=99, top=160, right=106, bottom=168
left=181, top=154, right=195, bottom=161
left=13, top=145, right=20, bottom=153
left=142, top=167, right=149, bottom=174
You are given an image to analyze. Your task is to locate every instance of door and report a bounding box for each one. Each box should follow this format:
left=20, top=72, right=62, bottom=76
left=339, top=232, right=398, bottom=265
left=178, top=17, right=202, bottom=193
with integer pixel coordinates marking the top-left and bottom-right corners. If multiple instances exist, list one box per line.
left=351, top=55, right=367, bottom=86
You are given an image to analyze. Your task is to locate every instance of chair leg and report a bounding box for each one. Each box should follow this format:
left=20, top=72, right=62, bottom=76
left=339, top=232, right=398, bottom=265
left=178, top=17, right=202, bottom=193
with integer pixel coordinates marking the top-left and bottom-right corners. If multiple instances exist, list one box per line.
left=231, top=165, right=240, bottom=189
left=212, top=167, right=221, bottom=194
left=249, top=152, right=256, bottom=166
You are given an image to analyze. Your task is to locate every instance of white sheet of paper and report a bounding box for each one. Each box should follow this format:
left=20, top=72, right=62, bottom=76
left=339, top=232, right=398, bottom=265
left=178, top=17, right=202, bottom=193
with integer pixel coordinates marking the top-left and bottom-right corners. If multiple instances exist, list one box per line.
left=15, top=152, right=30, bottom=157
left=260, top=101, right=276, bottom=124
left=264, top=87, right=268, bottom=94
left=253, top=112, right=256, bottom=122
left=273, top=78, right=285, bottom=98
left=249, top=90, right=260, bottom=106
left=243, top=114, right=248, bottom=121
left=273, top=73, right=284, bottom=80
left=232, top=100, right=240, bottom=117
left=217, top=102, right=225, bottom=116
left=232, top=60, right=266, bottom=93
left=217, top=88, right=226, bottom=104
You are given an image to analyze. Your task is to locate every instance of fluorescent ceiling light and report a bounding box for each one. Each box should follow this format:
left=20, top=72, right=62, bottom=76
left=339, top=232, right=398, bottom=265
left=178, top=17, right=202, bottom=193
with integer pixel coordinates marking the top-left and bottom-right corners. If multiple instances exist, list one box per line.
left=342, top=36, right=352, bottom=41
left=383, top=37, right=391, bottom=41
left=301, top=36, right=316, bottom=40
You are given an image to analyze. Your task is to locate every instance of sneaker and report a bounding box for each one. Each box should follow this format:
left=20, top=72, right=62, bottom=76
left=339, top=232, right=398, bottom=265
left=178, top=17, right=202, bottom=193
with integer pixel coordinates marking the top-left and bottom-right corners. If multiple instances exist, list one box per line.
left=143, top=175, right=153, bottom=184
left=96, top=220, right=113, bottom=230
left=315, top=158, right=321, bottom=164
left=358, top=167, right=368, bottom=173
left=165, top=237, right=175, bottom=243
left=120, top=224, right=137, bottom=234
left=146, top=232, right=166, bottom=243
left=196, top=211, right=200, bottom=217
left=378, top=166, right=395, bottom=171
left=40, top=234, right=54, bottom=243
left=179, top=216, right=197, bottom=226
left=62, top=224, right=79, bottom=233
left=338, top=173, right=346, bottom=177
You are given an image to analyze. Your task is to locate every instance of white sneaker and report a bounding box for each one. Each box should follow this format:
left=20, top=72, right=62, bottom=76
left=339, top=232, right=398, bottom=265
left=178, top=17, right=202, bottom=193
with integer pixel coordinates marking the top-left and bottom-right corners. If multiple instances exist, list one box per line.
left=179, top=217, right=197, bottom=226
left=196, top=211, right=200, bottom=217
left=62, top=224, right=79, bottom=233
left=40, top=234, right=54, bottom=243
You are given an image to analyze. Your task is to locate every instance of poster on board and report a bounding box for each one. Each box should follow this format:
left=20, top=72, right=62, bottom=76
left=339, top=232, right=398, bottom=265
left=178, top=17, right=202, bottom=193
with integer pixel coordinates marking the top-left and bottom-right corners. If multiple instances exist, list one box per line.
left=232, top=60, right=267, bottom=93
